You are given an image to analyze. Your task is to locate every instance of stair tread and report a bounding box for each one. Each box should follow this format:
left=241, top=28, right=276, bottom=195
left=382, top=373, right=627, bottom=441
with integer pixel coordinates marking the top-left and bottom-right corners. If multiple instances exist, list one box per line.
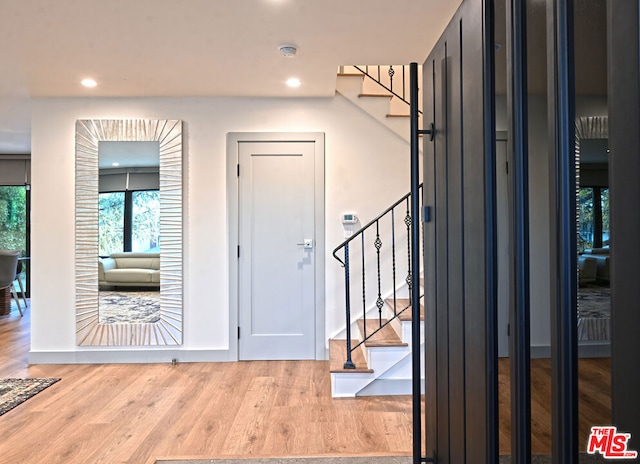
left=329, top=339, right=373, bottom=373
left=391, top=298, right=424, bottom=322
left=386, top=113, right=410, bottom=118
left=387, top=298, right=425, bottom=321
left=358, top=93, right=392, bottom=99
left=337, top=72, right=364, bottom=77
left=357, top=319, right=407, bottom=347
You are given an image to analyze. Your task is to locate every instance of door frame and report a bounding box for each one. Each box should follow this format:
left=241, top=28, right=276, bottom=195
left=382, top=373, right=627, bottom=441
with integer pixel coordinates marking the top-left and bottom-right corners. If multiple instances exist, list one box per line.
left=226, top=132, right=326, bottom=361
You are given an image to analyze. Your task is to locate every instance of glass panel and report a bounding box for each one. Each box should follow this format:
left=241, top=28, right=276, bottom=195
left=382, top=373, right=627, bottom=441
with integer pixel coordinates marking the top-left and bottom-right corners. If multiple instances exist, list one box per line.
left=131, top=190, right=160, bottom=252
left=98, top=192, right=125, bottom=256
left=0, top=186, right=28, bottom=294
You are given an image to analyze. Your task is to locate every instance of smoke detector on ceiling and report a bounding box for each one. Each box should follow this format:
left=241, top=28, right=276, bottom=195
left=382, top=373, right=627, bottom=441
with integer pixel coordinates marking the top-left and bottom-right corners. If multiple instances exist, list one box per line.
left=278, top=44, right=298, bottom=58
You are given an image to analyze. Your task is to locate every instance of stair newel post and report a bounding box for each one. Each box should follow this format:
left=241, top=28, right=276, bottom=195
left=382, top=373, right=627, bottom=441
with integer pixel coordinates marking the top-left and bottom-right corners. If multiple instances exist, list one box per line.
left=409, top=61, right=423, bottom=464
left=343, top=243, right=355, bottom=369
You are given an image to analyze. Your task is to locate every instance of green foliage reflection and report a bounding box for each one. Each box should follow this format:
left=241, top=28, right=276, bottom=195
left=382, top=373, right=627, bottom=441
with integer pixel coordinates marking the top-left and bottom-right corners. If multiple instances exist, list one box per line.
left=0, top=186, right=27, bottom=254
left=98, top=190, right=160, bottom=256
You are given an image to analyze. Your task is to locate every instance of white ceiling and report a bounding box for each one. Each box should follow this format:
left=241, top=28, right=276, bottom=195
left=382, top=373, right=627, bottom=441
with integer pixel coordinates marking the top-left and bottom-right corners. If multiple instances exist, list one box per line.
left=0, top=0, right=462, bottom=154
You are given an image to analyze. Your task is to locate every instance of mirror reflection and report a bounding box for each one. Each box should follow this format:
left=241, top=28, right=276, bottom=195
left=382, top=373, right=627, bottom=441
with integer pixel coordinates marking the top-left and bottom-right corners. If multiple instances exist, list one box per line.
left=97, top=141, right=161, bottom=324
left=576, top=117, right=610, bottom=344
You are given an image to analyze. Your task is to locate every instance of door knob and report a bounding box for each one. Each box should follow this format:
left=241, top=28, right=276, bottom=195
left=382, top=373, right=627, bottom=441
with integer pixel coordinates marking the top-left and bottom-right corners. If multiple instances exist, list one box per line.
left=296, top=239, right=313, bottom=249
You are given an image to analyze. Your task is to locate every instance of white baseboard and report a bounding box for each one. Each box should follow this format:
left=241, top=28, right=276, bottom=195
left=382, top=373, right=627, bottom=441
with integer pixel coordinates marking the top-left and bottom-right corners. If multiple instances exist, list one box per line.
left=28, top=349, right=234, bottom=365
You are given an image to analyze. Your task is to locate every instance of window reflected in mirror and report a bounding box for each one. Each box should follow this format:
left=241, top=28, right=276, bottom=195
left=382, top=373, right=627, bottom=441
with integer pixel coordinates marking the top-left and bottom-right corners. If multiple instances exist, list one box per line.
left=578, top=187, right=609, bottom=253
left=99, top=192, right=125, bottom=256
left=98, top=190, right=160, bottom=256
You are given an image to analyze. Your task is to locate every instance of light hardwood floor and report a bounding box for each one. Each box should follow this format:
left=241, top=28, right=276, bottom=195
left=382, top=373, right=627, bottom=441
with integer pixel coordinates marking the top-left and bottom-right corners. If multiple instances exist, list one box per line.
left=0, top=305, right=611, bottom=463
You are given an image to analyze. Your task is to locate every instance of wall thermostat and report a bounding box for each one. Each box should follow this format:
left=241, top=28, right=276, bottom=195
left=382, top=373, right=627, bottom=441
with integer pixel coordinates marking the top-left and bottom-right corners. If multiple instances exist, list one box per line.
left=342, top=213, right=358, bottom=238
left=342, top=213, right=358, bottom=225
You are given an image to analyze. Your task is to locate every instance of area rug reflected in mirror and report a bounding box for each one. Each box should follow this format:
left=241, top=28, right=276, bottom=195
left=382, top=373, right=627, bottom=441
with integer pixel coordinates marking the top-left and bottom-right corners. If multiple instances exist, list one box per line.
left=577, top=284, right=611, bottom=341
left=0, top=378, right=60, bottom=416
left=99, top=290, right=160, bottom=323
left=578, top=284, right=610, bottom=313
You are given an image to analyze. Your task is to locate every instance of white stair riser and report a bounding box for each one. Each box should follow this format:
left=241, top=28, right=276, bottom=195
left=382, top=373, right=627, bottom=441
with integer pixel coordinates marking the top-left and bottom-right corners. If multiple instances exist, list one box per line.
left=331, top=372, right=375, bottom=398
left=401, top=320, right=424, bottom=344
left=378, top=346, right=426, bottom=379
left=366, top=345, right=410, bottom=376
left=331, top=342, right=425, bottom=397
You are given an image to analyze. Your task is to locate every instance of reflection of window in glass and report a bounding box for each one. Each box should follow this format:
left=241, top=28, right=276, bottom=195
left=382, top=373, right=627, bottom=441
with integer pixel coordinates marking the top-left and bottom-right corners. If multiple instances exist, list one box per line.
left=99, top=192, right=125, bottom=256
left=0, top=186, right=28, bottom=295
left=578, top=187, right=594, bottom=252
left=601, top=188, right=609, bottom=246
left=98, top=190, right=160, bottom=255
left=0, top=186, right=27, bottom=253
left=578, top=187, right=609, bottom=253
left=132, top=190, right=160, bottom=252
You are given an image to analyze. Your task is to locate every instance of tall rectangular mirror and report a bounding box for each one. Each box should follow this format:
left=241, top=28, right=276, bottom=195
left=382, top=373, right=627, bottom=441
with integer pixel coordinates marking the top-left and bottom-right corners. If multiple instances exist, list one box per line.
left=576, top=116, right=610, bottom=345
left=75, top=119, right=183, bottom=346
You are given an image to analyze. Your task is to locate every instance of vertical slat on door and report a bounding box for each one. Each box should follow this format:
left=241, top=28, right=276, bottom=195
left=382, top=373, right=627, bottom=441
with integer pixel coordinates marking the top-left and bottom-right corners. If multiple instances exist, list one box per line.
left=446, top=25, right=467, bottom=464
left=424, top=55, right=439, bottom=461
left=422, top=0, right=497, bottom=462
left=435, top=45, right=451, bottom=463
left=506, top=0, right=532, bottom=462
left=547, top=0, right=578, bottom=462
left=608, top=0, right=640, bottom=452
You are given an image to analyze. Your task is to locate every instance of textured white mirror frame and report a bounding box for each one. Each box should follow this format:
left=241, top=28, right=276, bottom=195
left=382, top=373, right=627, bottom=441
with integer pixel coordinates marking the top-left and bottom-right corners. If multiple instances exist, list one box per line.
left=75, top=119, right=183, bottom=346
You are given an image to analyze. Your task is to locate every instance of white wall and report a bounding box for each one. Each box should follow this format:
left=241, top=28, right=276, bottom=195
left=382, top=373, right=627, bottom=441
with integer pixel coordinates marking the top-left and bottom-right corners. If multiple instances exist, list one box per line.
left=29, top=94, right=414, bottom=362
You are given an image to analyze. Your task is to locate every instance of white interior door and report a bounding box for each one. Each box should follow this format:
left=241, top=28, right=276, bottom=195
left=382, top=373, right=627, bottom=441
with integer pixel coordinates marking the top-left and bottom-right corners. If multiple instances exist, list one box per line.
left=238, top=141, right=316, bottom=360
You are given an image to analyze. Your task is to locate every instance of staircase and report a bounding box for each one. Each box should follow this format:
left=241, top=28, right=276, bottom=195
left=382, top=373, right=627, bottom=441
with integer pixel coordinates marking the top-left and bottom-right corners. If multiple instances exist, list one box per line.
left=335, top=65, right=422, bottom=142
left=329, top=288, right=424, bottom=397
left=329, top=183, right=424, bottom=397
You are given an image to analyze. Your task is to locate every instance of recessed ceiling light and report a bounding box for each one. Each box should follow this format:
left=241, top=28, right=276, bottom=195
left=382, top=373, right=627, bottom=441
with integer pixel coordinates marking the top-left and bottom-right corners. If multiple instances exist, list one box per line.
left=111, top=162, right=120, bottom=167
left=81, top=78, right=97, bottom=88
left=286, top=78, right=301, bottom=88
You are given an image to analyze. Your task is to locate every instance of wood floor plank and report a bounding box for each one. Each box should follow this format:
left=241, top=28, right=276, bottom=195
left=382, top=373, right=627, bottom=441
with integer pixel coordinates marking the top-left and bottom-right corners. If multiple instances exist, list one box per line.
left=0, top=303, right=613, bottom=462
